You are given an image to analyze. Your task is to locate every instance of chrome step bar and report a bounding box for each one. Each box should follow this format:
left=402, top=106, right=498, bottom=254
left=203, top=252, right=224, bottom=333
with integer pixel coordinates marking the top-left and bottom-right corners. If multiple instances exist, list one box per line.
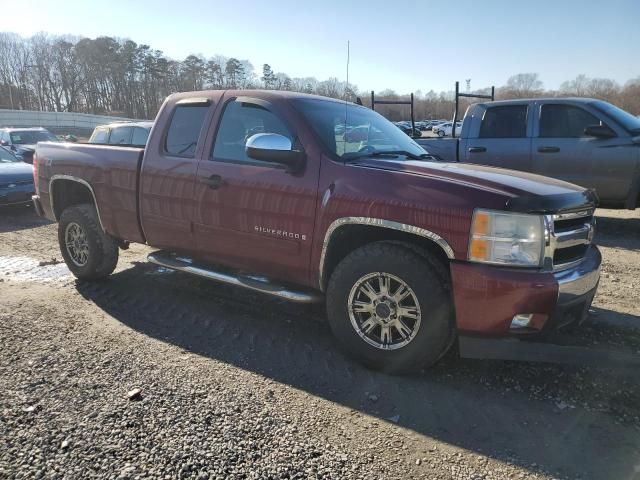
left=147, top=251, right=322, bottom=303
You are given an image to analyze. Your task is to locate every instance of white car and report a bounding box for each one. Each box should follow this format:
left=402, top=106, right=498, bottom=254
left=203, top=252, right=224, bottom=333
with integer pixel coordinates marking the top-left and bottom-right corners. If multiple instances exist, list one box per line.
left=433, top=121, right=463, bottom=137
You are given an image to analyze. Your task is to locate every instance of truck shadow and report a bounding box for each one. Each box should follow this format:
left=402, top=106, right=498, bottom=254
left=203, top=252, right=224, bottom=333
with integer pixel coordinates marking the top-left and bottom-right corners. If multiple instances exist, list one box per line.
left=76, top=262, right=640, bottom=480
left=0, top=205, right=53, bottom=233
left=594, top=213, right=640, bottom=251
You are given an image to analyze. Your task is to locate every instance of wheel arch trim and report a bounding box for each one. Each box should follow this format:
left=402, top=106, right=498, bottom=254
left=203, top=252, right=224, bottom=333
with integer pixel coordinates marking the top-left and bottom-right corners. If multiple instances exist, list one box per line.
left=49, top=175, right=105, bottom=231
left=318, top=217, right=455, bottom=290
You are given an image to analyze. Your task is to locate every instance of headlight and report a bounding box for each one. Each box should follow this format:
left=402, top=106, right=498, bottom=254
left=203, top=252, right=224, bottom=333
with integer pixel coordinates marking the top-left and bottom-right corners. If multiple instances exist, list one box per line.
left=468, top=209, right=544, bottom=267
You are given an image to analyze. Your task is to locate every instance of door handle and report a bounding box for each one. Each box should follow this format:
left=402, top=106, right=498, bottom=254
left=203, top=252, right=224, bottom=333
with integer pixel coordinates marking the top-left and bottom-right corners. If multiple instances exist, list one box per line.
left=202, top=174, right=224, bottom=189
left=538, top=146, right=560, bottom=153
left=468, top=146, right=486, bottom=153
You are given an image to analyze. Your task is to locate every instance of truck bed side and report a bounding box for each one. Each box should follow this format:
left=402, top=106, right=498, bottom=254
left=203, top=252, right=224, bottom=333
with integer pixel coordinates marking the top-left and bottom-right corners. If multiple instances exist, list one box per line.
left=36, top=142, right=146, bottom=243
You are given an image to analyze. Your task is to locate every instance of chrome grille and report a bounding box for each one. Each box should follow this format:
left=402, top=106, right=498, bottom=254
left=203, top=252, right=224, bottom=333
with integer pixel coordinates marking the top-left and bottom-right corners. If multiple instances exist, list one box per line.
left=546, top=210, right=594, bottom=270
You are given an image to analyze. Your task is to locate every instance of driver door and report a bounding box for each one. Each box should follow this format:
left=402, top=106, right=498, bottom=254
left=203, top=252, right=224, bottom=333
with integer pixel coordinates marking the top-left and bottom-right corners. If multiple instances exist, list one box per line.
left=193, top=96, right=319, bottom=286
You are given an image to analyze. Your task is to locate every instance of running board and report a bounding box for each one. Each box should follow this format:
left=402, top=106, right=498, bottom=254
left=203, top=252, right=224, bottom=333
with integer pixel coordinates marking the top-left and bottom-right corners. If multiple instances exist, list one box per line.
left=147, top=251, right=322, bottom=303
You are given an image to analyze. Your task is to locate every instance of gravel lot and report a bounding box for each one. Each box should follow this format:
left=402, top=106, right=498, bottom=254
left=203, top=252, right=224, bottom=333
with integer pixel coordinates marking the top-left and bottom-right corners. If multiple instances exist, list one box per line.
left=1, top=205, right=639, bottom=479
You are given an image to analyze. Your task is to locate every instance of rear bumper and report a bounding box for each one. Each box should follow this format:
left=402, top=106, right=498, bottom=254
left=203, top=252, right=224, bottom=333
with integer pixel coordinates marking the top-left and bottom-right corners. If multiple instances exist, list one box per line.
left=450, top=246, right=601, bottom=336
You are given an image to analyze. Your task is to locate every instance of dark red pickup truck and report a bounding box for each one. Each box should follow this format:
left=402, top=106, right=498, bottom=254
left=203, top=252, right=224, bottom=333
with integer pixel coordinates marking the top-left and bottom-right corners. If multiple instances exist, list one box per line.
left=32, top=90, right=601, bottom=373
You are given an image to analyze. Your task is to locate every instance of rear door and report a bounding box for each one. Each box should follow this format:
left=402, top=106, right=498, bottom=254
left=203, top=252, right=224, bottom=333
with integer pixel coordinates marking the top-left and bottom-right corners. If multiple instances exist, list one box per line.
left=531, top=102, right=634, bottom=203
left=139, top=98, right=214, bottom=251
left=461, top=104, right=532, bottom=171
left=193, top=95, right=319, bottom=286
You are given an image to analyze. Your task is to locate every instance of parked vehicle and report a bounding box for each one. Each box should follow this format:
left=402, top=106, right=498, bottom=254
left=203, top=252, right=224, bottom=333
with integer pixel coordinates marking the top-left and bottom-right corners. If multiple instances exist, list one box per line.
left=418, top=98, right=640, bottom=209
left=0, top=146, right=34, bottom=206
left=394, top=122, right=421, bottom=137
left=0, top=127, right=59, bottom=164
left=433, top=121, right=463, bottom=137
left=33, top=90, right=601, bottom=374
left=88, top=121, right=154, bottom=147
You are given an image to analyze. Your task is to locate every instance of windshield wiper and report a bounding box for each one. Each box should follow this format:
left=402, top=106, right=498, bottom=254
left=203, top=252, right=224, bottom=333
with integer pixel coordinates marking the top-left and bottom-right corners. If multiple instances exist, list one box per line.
left=342, top=150, right=429, bottom=162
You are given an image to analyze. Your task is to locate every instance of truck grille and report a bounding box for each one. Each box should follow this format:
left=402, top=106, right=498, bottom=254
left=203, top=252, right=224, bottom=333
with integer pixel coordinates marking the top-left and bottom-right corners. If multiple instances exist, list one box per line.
left=549, top=210, right=594, bottom=269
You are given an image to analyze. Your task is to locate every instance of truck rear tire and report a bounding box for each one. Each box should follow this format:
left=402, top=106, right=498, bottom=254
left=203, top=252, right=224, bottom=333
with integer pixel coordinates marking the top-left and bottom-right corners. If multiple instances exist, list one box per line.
left=326, top=242, right=453, bottom=374
left=58, top=204, right=119, bottom=280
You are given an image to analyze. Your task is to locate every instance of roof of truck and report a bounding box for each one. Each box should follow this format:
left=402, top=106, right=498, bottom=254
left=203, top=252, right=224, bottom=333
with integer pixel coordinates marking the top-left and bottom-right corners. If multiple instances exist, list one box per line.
left=95, top=121, right=154, bottom=130
left=477, top=97, right=600, bottom=106
left=169, top=89, right=361, bottom=107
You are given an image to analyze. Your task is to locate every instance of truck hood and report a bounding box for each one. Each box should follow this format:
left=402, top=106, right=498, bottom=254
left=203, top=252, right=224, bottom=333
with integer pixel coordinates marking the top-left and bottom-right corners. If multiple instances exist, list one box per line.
left=0, top=161, right=33, bottom=184
left=350, top=158, right=598, bottom=213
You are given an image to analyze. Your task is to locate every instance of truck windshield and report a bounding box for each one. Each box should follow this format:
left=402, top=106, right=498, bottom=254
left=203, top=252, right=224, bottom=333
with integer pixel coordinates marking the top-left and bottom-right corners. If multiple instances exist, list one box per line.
left=10, top=130, right=59, bottom=145
left=0, top=147, right=18, bottom=163
left=589, top=100, right=640, bottom=133
left=293, top=98, right=428, bottom=160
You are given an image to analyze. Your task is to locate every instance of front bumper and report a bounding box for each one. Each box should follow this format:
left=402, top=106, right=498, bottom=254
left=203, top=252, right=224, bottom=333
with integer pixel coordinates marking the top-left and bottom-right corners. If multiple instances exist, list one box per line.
left=450, top=246, right=601, bottom=336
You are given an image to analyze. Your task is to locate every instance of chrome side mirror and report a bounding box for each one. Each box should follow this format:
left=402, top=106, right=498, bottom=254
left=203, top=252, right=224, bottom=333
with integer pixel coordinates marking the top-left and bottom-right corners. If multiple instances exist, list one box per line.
left=245, top=133, right=305, bottom=171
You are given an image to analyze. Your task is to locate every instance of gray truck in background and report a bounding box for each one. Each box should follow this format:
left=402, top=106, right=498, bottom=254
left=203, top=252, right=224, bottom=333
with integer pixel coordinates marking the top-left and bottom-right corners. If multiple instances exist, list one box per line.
left=417, top=98, right=640, bottom=209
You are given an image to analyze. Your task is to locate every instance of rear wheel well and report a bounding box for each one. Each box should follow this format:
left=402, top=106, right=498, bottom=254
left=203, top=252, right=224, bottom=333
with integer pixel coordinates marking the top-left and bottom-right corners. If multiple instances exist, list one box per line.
left=51, top=179, right=95, bottom=221
left=321, top=225, right=453, bottom=290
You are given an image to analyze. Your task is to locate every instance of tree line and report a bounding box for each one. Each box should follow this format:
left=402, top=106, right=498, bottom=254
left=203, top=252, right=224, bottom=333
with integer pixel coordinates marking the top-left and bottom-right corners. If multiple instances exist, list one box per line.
left=0, top=32, right=638, bottom=122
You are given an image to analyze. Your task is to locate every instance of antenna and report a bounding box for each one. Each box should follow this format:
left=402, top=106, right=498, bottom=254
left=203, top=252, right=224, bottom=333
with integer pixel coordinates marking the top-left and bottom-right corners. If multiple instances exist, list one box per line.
left=344, top=40, right=350, bottom=140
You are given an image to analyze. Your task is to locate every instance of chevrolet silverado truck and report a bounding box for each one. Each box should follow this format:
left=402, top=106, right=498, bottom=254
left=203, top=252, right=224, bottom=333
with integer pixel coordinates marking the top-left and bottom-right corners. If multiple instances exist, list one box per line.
left=418, top=98, right=640, bottom=209
left=32, top=90, right=601, bottom=373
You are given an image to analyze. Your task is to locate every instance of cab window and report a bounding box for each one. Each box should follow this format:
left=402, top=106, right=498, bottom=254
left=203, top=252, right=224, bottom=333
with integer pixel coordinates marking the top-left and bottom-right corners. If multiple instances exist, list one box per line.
left=90, top=127, right=109, bottom=144
left=211, top=100, right=292, bottom=164
left=131, top=127, right=149, bottom=146
left=108, top=126, right=133, bottom=145
left=539, top=104, right=604, bottom=138
left=479, top=105, right=528, bottom=138
left=164, top=105, right=209, bottom=157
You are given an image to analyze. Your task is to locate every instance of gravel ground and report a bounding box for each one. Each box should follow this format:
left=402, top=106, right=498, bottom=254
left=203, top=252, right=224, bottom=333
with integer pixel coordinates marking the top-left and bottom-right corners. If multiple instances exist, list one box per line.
left=1, top=204, right=639, bottom=479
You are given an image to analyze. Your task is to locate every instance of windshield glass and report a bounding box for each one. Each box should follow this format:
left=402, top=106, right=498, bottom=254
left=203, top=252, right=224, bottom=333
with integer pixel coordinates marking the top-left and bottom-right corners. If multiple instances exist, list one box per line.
left=9, top=130, right=59, bottom=145
left=293, top=98, right=427, bottom=160
left=590, top=100, right=640, bottom=132
left=0, top=147, right=18, bottom=163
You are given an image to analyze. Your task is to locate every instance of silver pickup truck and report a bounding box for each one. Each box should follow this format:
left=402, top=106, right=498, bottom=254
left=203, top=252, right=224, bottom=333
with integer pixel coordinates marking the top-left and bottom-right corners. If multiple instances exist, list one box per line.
left=417, top=98, right=640, bottom=209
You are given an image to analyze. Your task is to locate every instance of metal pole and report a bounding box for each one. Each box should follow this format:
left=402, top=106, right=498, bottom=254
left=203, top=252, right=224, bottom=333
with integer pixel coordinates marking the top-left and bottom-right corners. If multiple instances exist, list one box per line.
left=371, top=91, right=375, bottom=111
left=410, top=93, right=415, bottom=136
left=452, top=81, right=459, bottom=138
left=491, top=86, right=495, bottom=101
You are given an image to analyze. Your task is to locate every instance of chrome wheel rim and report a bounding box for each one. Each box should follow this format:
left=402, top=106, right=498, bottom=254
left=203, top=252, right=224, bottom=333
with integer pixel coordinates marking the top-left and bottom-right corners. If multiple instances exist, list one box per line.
left=65, top=222, right=89, bottom=267
left=348, top=272, right=421, bottom=350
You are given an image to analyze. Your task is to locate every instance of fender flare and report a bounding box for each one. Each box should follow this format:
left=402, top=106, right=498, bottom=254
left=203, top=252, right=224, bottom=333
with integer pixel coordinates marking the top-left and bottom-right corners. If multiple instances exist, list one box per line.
left=318, top=217, right=455, bottom=290
left=49, top=174, right=105, bottom=231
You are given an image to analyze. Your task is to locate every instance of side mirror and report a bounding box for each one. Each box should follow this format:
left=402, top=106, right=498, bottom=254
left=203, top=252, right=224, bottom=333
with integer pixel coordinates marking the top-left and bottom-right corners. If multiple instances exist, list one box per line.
left=584, top=124, right=616, bottom=139
left=245, top=133, right=305, bottom=171
left=22, top=154, right=33, bottom=165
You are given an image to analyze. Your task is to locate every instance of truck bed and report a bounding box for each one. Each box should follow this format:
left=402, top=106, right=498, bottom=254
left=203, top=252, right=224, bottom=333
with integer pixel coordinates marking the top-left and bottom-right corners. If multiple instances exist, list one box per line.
left=36, top=142, right=146, bottom=243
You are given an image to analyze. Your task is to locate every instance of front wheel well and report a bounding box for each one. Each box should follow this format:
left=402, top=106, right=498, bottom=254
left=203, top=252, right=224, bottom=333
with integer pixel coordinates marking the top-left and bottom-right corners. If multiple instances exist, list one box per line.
left=320, top=224, right=453, bottom=291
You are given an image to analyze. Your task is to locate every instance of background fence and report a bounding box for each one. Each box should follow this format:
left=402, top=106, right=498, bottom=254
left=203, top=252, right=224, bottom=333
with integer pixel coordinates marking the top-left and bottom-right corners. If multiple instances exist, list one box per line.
left=0, top=109, right=146, bottom=137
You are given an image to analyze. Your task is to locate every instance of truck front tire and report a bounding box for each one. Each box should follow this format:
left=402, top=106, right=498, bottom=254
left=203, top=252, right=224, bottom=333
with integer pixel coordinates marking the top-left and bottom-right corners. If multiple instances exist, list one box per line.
left=326, top=242, right=453, bottom=374
left=58, top=204, right=119, bottom=280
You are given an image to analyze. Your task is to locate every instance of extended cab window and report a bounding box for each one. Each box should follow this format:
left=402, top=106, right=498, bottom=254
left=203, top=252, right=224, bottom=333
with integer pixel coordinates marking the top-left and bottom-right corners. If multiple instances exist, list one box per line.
left=165, top=105, right=209, bottom=157
left=479, top=105, right=528, bottom=138
left=108, top=126, right=132, bottom=145
left=212, top=100, right=292, bottom=164
left=539, top=104, right=603, bottom=138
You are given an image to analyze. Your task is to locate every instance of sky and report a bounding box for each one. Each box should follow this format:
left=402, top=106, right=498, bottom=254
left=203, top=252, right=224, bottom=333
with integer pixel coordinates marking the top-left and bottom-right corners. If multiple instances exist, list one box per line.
left=5, top=0, right=640, bottom=94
